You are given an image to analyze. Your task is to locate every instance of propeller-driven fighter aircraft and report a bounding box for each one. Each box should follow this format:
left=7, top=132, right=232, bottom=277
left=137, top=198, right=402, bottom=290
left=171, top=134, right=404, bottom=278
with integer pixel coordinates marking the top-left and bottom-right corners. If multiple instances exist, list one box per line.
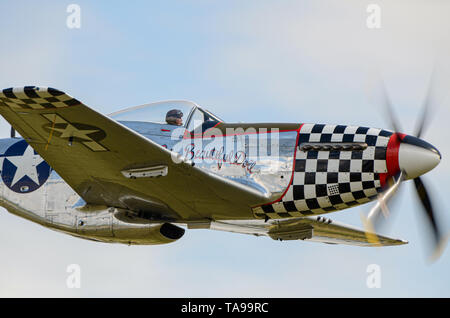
left=0, top=86, right=443, bottom=252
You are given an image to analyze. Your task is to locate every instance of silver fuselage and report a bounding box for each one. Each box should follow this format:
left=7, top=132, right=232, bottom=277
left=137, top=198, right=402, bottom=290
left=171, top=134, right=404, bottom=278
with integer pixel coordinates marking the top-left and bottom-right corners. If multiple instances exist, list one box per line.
left=0, top=121, right=398, bottom=244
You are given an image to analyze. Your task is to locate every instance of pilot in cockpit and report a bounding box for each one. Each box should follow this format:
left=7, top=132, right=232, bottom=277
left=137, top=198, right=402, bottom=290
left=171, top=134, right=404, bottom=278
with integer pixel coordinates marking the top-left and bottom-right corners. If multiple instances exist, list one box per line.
left=165, top=109, right=183, bottom=126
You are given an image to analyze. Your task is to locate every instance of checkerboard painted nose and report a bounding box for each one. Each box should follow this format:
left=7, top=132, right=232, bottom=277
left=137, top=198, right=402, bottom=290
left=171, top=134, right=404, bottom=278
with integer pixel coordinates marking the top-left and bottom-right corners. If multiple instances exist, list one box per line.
left=253, top=123, right=394, bottom=219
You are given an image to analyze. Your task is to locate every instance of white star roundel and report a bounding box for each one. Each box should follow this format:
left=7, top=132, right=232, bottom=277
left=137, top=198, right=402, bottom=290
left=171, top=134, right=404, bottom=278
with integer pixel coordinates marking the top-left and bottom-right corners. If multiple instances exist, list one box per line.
left=1, top=140, right=51, bottom=193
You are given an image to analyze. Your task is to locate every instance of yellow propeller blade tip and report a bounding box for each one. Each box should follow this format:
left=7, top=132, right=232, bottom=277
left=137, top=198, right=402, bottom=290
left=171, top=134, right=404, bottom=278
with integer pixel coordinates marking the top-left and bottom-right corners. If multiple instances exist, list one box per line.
left=360, top=213, right=382, bottom=247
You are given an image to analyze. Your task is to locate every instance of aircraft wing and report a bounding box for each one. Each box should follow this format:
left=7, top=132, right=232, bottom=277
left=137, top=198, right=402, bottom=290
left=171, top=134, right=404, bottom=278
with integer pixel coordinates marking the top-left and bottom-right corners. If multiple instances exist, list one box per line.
left=208, top=216, right=408, bottom=246
left=0, top=86, right=271, bottom=220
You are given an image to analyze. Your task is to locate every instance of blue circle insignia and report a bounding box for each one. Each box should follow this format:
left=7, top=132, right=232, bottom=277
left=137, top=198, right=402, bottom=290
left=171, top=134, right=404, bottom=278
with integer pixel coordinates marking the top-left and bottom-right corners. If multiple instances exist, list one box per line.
left=1, top=140, right=51, bottom=193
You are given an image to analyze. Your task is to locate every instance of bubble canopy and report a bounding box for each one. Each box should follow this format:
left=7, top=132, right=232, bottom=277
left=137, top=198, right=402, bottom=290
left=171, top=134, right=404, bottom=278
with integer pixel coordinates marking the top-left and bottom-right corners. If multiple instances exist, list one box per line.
left=109, top=100, right=222, bottom=130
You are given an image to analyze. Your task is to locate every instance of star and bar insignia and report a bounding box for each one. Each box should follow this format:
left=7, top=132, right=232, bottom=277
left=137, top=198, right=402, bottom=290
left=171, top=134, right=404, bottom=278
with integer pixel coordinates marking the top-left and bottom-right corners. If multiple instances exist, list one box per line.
left=42, top=113, right=108, bottom=152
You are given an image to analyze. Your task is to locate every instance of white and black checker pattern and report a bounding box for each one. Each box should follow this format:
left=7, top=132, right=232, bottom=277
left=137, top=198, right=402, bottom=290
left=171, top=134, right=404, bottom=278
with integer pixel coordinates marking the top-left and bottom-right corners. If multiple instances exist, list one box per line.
left=298, top=123, right=392, bottom=146
left=253, top=124, right=393, bottom=219
left=0, top=86, right=81, bottom=110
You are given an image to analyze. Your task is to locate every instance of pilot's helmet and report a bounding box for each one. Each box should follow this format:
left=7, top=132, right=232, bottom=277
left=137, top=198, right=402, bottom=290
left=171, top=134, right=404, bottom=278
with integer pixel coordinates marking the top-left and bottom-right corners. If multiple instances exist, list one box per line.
left=166, top=109, right=184, bottom=126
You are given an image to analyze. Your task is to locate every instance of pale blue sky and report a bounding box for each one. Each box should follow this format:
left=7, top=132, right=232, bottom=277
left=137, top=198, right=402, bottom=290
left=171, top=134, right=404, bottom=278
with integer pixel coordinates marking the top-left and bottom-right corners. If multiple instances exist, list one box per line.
left=0, top=0, right=449, bottom=297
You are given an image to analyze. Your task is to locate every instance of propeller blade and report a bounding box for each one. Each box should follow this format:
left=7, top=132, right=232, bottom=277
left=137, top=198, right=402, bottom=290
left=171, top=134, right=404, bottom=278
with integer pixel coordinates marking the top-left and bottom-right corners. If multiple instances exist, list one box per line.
left=368, top=172, right=404, bottom=225
left=414, top=66, right=435, bottom=138
left=361, top=171, right=404, bottom=245
left=413, top=177, right=441, bottom=245
left=414, top=97, right=430, bottom=139
left=380, top=80, right=403, bottom=134
left=413, top=177, right=449, bottom=261
left=10, top=126, right=15, bottom=138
